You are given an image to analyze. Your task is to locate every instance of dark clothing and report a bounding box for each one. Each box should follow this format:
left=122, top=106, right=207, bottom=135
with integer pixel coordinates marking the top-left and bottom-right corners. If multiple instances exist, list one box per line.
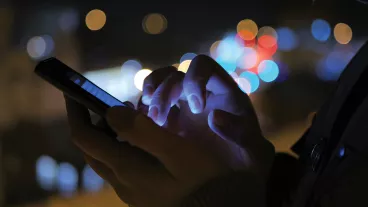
left=183, top=42, right=368, bottom=207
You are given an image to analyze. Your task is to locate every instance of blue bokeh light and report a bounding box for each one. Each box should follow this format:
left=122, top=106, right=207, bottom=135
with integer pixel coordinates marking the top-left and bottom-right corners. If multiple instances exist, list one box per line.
left=316, top=51, right=354, bottom=81
left=311, top=19, right=331, bottom=42
left=216, top=33, right=244, bottom=73
left=180, top=53, right=197, bottom=63
left=276, top=27, right=298, bottom=51
left=82, top=165, right=105, bottom=193
left=121, top=59, right=142, bottom=72
left=57, top=163, right=78, bottom=197
left=258, top=60, right=279, bottom=82
left=36, top=155, right=58, bottom=191
left=239, top=71, right=259, bottom=93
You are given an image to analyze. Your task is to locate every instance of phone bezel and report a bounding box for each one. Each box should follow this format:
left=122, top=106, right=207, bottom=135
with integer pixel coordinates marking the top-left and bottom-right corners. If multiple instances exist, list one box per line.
left=35, top=57, right=125, bottom=117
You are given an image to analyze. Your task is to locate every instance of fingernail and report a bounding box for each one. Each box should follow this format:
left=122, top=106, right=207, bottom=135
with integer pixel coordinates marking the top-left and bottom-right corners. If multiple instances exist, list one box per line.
left=148, top=106, right=159, bottom=122
left=188, top=94, right=202, bottom=114
left=106, top=107, right=136, bottom=130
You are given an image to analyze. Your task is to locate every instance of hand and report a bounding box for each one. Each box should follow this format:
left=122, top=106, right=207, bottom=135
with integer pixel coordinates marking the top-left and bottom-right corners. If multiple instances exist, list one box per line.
left=66, top=98, right=236, bottom=207
left=140, top=55, right=274, bottom=175
left=64, top=55, right=274, bottom=207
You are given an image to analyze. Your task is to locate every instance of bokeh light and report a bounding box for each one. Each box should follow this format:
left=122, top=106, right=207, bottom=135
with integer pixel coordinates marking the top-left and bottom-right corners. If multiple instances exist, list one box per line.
left=215, top=34, right=244, bottom=73
left=27, top=35, right=54, bottom=59
left=258, top=60, right=279, bottom=82
left=178, top=60, right=192, bottom=73
left=257, top=26, right=278, bottom=48
left=237, top=47, right=258, bottom=69
left=311, top=19, right=331, bottom=42
left=172, top=63, right=180, bottom=68
left=237, top=19, right=258, bottom=41
left=134, top=69, right=152, bottom=91
left=85, top=9, right=106, bottom=31
left=121, top=59, right=142, bottom=72
left=334, top=23, right=353, bottom=44
left=82, top=165, right=104, bottom=193
left=239, top=71, right=260, bottom=93
left=210, top=40, right=221, bottom=58
left=276, top=27, right=298, bottom=51
left=58, top=9, right=79, bottom=33
left=180, top=53, right=197, bottom=63
left=237, top=78, right=252, bottom=94
left=317, top=50, right=354, bottom=81
left=143, top=13, right=167, bottom=35
left=36, top=155, right=58, bottom=191
left=57, top=163, right=78, bottom=197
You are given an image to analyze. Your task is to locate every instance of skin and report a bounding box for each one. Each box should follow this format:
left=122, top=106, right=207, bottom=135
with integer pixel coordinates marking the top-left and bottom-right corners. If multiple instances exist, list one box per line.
left=65, top=55, right=275, bottom=207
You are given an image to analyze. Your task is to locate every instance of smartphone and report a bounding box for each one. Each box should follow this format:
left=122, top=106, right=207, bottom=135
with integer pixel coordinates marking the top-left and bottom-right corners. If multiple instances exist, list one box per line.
left=35, top=57, right=127, bottom=117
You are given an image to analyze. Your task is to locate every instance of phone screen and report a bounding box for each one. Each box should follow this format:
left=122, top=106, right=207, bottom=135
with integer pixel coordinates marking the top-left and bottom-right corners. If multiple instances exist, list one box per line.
left=70, top=73, right=124, bottom=107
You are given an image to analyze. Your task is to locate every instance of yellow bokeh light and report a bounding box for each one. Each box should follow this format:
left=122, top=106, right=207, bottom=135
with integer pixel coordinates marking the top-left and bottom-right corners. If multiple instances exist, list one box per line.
left=334, top=23, right=352, bottom=45
left=85, top=9, right=106, bottom=31
left=172, top=63, right=180, bottom=68
left=237, top=19, right=258, bottom=40
left=178, top=60, right=191, bottom=73
left=134, top=69, right=152, bottom=91
left=143, top=13, right=167, bottom=35
left=210, top=41, right=221, bottom=58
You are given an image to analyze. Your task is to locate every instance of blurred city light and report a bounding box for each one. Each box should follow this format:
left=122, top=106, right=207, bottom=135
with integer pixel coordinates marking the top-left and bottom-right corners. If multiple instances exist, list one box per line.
left=121, top=59, right=142, bottom=72
left=178, top=60, right=192, bottom=73
left=237, top=77, right=252, bottom=94
left=334, top=23, right=353, bottom=44
left=172, top=63, right=180, bottom=68
left=317, top=50, right=354, bottom=81
left=85, top=9, right=106, bottom=31
left=56, top=163, right=78, bottom=197
left=239, top=71, right=260, bottom=93
left=237, top=47, right=258, bottom=69
left=258, top=60, right=279, bottom=82
left=27, top=35, right=54, bottom=59
left=143, top=13, right=167, bottom=35
left=82, top=165, right=104, bottom=193
left=36, top=155, right=58, bottom=191
left=215, top=33, right=244, bottom=73
left=237, top=19, right=258, bottom=41
left=58, top=9, right=79, bottom=33
left=210, top=40, right=221, bottom=58
left=257, top=26, right=278, bottom=48
left=134, top=69, right=152, bottom=91
left=276, top=27, right=299, bottom=51
left=311, top=19, right=331, bottom=42
left=180, top=53, right=197, bottom=63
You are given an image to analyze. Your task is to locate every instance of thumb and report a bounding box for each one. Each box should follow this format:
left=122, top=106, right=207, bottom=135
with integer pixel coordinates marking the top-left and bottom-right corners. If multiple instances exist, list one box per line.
left=208, top=109, right=275, bottom=175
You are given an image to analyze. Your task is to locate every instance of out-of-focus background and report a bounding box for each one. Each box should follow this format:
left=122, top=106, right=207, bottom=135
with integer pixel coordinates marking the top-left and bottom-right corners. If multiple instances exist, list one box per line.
left=0, top=0, right=367, bottom=206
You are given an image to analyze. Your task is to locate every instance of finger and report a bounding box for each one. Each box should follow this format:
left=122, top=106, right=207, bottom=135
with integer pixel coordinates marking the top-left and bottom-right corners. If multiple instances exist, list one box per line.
left=148, top=71, right=184, bottom=126
left=64, top=95, right=92, bottom=129
left=106, top=106, right=199, bottom=176
left=84, top=154, right=118, bottom=184
left=183, top=55, right=239, bottom=114
left=65, top=97, right=123, bottom=164
left=123, top=101, right=135, bottom=109
left=85, top=155, right=135, bottom=204
left=208, top=109, right=274, bottom=173
left=142, top=66, right=178, bottom=105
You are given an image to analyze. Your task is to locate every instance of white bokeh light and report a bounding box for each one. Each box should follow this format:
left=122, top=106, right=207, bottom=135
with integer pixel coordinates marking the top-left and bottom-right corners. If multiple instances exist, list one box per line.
left=36, top=155, right=58, bottom=191
left=134, top=69, right=152, bottom=91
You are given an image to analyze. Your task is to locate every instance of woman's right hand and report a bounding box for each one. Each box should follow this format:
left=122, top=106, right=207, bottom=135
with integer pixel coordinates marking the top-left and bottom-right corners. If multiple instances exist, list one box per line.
left=139, top=55, right=274, bottom=177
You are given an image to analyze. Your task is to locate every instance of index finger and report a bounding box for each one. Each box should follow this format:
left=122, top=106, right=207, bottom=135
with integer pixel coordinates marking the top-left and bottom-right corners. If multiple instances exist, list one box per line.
left=183, top=55, right=239, bottom=114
